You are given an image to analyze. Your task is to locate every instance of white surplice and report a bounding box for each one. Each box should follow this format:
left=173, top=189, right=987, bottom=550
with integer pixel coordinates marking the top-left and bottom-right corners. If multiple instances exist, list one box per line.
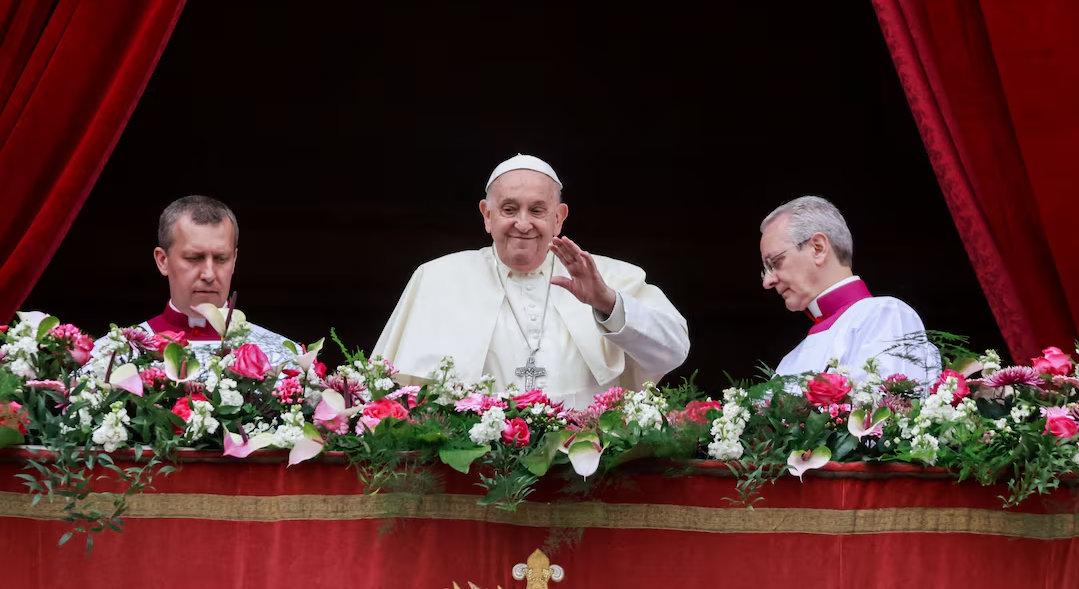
left=373, top=247, right=690, bottom=410
left=776, top=295, right=942, bottom=388
left=88, top=301, right=294, bottom=376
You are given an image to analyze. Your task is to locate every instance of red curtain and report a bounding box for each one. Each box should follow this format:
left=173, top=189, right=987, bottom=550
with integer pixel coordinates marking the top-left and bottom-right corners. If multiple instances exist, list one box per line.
left=0, top=0, right=185, bottom=323
left=873, top=0, right=1079, bottom=363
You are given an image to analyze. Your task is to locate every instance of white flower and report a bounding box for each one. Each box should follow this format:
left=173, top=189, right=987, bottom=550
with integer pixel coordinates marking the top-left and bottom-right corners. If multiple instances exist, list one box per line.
left=469, top=406, right=506, bottom=445
left=993, top=418, right=1008, bottom=430
left=979, top=350, right=1002, bottom=376
left=217, top=378, right=242, bottom=406
left=183, top=400, right=220, bottom=440
left=623, top=386, right=669, bottom=430
left=1011, top=405, right=1032, bottom=424
left=707, top=438, right=744, bottom=460
left=272, top=406, right=306, bottom=448
left=203, top=370, right=219, bottom=393
left=374, top=377, right=395, bottom=392
left=8, top=358, right=36, bottom=379
left=91, top=402, right=130, bottom=452
left=69, top=386, right=105, bottom=428
left=910, top=432, right=939, bottom=465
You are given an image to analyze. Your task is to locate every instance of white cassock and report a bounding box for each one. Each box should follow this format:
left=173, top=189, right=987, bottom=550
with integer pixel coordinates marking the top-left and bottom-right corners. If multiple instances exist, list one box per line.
left=373, top=247, right=690, bottom=410
left=776, top=276, right=941, bottom=388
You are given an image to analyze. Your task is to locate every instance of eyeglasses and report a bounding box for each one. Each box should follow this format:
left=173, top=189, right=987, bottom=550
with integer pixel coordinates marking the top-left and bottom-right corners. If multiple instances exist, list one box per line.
left=761, top=238, right=810, bottom=280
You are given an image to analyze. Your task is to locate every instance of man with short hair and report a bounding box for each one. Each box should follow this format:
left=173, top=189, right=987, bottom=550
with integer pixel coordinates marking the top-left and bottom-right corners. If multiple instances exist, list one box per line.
left=93, top=195, right=291, bottom=367
left=760, top=195, right=940, bottom=385
left=374, top=154, right=690, bottom=410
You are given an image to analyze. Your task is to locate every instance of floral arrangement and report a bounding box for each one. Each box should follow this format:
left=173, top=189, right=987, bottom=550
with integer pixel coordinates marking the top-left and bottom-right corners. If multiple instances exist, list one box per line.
left=1, top=308, right=1078, bottom=552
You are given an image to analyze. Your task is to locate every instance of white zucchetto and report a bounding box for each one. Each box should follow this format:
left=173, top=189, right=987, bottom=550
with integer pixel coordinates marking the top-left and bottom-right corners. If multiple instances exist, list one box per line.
left=485, top=153, right=563, bottom=192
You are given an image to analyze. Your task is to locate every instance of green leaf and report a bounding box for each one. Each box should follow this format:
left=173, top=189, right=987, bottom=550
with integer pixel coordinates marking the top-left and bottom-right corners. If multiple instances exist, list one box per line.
left=31, top=494, right=41, bottom=506
left=520, top=431, right=572, bottom=477
left=438, top=443, right=490, bottom=474
left=0, top=426, right=24, bottom=448
left=804, top=410, right=829, bottom=445
left=831, top=432, right=859, bottom=462
left=282, top=341, right=298, bottom=355
left=598, top=411, right=625, bottom=436
left=58, top=531, right=73, bottom=546
left=36, top=316, right=61, bottom=341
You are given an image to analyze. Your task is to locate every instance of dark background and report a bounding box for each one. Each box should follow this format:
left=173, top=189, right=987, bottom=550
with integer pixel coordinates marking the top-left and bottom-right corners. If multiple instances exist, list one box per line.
left=23, top=2, right=1007, bottom=391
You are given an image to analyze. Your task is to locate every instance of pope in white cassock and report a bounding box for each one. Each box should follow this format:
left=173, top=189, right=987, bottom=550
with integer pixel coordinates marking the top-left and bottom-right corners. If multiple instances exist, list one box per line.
left=760, top=196, right=941, bottom=387
left=373, top=154, right=690, bottom=410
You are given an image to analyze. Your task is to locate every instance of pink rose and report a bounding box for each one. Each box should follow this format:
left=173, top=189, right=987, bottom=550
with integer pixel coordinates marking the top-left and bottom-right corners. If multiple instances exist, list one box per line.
left=171, top=393, right=208, bottom=433
left=1042, top=407, right=1079, bottom=439
left=313, top=361, right=327, bottom=379
left=511, top=388, right=552, bottom=409
left=501, top=417, right=531, bottom=447
left=70, top=334, right=94, bottom=366
left=360, top=398, right=409, bottom=431
left=803, top=373, right=852, bottom=407
left=1032, top=346, right=1074, bottom=377
left=227, top=344, right=272, bottom=381
left=151, top=330, right=190, bottom=352
left=930, top=369, right=971, bottom=407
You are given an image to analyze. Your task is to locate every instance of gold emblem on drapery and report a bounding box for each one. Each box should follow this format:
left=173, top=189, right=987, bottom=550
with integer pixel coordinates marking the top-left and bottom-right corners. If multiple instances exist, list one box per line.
left=446, top=548, right=564, bottom=589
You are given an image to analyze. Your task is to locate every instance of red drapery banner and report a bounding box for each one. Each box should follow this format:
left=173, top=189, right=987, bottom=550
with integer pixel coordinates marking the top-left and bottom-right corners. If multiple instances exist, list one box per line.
left=0, top=0, right=186, bottom=323
left=873, top=0, right=1079, bottom=362
left=1, top=453, right=1077, bottom=589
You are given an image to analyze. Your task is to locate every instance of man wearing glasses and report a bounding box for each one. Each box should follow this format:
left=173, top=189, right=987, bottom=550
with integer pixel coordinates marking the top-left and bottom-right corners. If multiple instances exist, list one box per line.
left=373, top=154, right=690, bottom=410
left=759, top=196, right=940, bottom=387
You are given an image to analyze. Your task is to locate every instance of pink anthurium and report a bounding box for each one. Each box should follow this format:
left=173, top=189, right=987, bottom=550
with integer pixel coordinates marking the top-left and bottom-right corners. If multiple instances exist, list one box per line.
left=222, top=428, right=275, bottom=458
left=787, top=447, right=831, bottom=481
left=288, top=423, right=325, bottom=466
left=847, top=407, right=891, bottom=440
left=163, top=342, right=201, bottom=383
left=107, top=363, right=144, bottom=397
left=560, top=431, right=606, bottom=478
left=313, top=390, right=363, bottom=422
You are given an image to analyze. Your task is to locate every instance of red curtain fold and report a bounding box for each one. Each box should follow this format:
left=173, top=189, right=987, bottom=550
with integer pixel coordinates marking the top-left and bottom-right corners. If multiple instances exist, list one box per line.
left=873, top=0, right=1079, bottom=362
left=0, top=0, right=185, bottom=324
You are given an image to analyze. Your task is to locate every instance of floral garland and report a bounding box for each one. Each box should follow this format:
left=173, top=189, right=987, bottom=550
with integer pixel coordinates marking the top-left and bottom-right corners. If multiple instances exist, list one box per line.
left=1, top=309, right=1078, bottom=551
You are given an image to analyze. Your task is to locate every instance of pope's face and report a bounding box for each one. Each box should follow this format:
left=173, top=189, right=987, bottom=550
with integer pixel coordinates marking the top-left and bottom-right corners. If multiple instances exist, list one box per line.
left=153, top=215, right=237, bottom=316
left=760, top=215, right=818, bottom=312
left=479, top=170, right=568, bottom=272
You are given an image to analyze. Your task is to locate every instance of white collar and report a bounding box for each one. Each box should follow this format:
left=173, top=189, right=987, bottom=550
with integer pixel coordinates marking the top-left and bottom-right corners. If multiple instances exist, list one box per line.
left=169, top=300, right=208, bottom=328
left=492, top=247, right=554, bottom=280
left=807, top=275, right=860, bottom=318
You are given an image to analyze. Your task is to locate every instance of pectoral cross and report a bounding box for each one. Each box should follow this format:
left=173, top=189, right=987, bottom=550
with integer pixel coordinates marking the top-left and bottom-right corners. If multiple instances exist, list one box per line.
left=514, top=352, right=547, bottom=390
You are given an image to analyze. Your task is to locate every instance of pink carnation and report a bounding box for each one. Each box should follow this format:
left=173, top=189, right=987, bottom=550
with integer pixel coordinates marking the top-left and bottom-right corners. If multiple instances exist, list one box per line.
left=454, top=392, right=509, bottom=414
left=140, top=367, right=168, bottom=391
